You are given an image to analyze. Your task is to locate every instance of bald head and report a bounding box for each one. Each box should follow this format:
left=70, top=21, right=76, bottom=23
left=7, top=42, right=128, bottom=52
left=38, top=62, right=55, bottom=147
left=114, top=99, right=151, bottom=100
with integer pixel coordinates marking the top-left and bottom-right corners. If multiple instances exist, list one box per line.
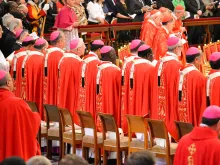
left=27, top=156, right=52, bottom=165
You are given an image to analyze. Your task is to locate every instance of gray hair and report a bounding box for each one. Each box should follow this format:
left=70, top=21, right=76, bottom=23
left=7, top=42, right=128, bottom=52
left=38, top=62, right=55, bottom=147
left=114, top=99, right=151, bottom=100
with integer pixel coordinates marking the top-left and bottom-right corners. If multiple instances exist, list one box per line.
left=9, top=19, right=21, bottom=32
left=27, top=156, right=52, bottom=165
left=167, top=39, right=182, bottom=52
left=0, top=73, right=7, bottom=87
left=18, top=4, right=28, bottom=13
left=2, top=13, right=14, bottom=28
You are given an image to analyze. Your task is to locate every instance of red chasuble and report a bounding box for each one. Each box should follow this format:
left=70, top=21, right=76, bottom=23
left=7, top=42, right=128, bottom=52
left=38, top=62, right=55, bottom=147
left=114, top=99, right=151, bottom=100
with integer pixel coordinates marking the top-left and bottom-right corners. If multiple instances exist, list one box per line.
left=43, top=46, right=64, bottom=105
left=78, top=53, right=101, bottom=121
left=96, top=62, right=121, bottom=129
left=151, top=52, right=181, bottom=140
left=152, top=26, right=170, bottom=60
left=141, top=20, right=158, bottom=47
left=121, top=54, right=137, bottom=132
left=174, top=127, right=220, bottom=165
left=0, top=88, right=41, bottom=161
left=207, top=69, right=220, bottom=107
left=58, top=53, right=83, bottom=124
left=178, top=64, right=206, bottom=126
left=129, top=58, right=154, bottom=117
left=21, top=51, right=44, bottom=119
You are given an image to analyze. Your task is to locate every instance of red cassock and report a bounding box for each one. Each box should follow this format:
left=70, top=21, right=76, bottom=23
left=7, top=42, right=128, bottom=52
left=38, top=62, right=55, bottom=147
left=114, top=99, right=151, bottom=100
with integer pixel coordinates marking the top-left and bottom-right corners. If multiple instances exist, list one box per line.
left=174, top=127, right=220, bottom=165
left=178, top=64, right=206, bottom=126
left=21, top=51, right=44, bottom=119
left=78, top=54, right=101, bottom=122
left=0, top=88, right=41, bottom=161
left=121, top=54, right=137, bottom=132
left=207, top=69, right=220, bottom=107
left=152, top=26, right=170, bottom=60
left=151, top=52, right=181, bottom=140
left=141, top=20, right=158, bottom=47
left=10, top=48, right=28, bottom=97
left=58, top=53, right=83, bottom=124
left=96, top=62, right=121, bottom=128
left=139, top=14, right=149, bottom=41
left=43, top=46, right=64, bottom=105
left=128, top=57, right=154, bottom=117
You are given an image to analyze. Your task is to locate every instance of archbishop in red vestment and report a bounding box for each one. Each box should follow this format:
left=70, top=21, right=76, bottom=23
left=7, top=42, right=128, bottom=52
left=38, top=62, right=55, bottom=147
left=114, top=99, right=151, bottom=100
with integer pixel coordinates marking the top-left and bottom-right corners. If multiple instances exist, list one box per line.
left=174, top=106, right=220, bottom=165
left=58, top=39, right=85, bottom=124
left=0, top=70, right=41, bottom=161
left=152, top=37, right=182, bottom=140
left=207, top=52, right=220, bottom=107
left=178, top=47, right=206, bottom=127
left=43, top=31, right=65, bottom=105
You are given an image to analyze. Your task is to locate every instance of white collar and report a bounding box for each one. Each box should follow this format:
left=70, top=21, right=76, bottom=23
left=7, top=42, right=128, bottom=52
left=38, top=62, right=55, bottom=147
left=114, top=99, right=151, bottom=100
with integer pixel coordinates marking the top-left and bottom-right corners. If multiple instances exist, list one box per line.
left=89, top=51, right=98, bottom=57
left=166, top=51, right=178, bottom=60
left=200, top=124, right=209, bottom=127
left=148, top=20, right=157, bottom=27
left=162, top=26, right=169, bottom=34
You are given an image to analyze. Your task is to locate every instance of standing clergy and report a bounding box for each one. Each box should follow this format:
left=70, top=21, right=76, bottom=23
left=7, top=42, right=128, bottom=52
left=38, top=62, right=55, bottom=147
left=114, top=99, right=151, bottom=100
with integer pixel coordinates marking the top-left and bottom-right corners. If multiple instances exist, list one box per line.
left=152, top=37, right=182, bottom=140
left=206, top=52, right=220, bottom=107
left=58, top=38, right=85, bottom=124
left=43, top=31, right=65, bottom=105
left=78, top=40, right=103, bottom=121
left=174, top=105, right=220, bottom=164
left=21, top=38, right=47, bottom=119
left=0, top=70, right=41, bottom=161
left=178, top=47, right=206, bottom=126
left=152, top=14, right=174, bottom=60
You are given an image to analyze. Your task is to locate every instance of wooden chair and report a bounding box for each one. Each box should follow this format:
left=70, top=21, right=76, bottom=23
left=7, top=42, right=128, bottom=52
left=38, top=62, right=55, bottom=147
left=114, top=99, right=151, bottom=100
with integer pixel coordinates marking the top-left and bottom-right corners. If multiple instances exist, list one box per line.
left=216, top=40, right=220, bottom=52
left=59, top=108, right=82, bottom=158
left=26, top=101, right=47, bottom=147
left=126, top=115, right=148, bottom=154
left=146, top=119, right=178, bottom=165
left=98, top=113, right=129, bottom=165
left=76, top=111, right=103, bottom=165
left=174, top=121, right=193, bottom=140
left=44, top=104, right=64, bottom=160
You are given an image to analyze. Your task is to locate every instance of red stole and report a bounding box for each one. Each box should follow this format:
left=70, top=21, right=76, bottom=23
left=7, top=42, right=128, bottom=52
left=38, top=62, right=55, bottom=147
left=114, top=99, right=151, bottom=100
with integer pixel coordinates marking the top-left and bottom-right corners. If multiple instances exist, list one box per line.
left=0, top=89, right=41, bottom=161
left=58, top=53, right=83, bottom=124
left=178, top=64, right=206, bottom=126
left=43, top=46, right=64, bottom=105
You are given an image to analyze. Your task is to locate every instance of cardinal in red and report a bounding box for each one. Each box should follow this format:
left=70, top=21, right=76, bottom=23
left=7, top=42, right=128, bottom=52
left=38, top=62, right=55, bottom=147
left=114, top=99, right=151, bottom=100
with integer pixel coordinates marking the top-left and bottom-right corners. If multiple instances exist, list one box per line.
left=152, top=14, right=174, bottom=60
left=21, top=38, right=48, bottom=119
left=43, top=31, right=65, bottom=105
left=178, top=47, right=206, bottom=127
left=58, top=38, right=85, bottom=124
left=152, top=37, right=182, bottom=140
left=121, top=39, right=144, bottom=132
left=207, top=52, right=220, bottom=107
left=78, top=40, right=103, bottom=122
left=174, top=105, right=220, bottom=165
left=0, top=70, right=41, bottom=161
left=96, top=46, right=121, bottom=128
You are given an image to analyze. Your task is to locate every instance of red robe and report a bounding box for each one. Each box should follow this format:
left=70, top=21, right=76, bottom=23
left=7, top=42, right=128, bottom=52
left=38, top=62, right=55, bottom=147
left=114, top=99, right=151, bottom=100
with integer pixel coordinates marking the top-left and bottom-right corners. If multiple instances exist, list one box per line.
left=151, top=52, right=181, bottom=140
left=140, top=14, right=149, bottom=41
left=141, top=20, right=158, bottom=47
left=178, top=64, right=206, bottom=127
left=129, top=57, right=154, bottom=117
left=207, top=69, right=220, bottom=107
left=58, top=53, right=83, bottom=124
left=44, top=46, right=64, bottom=105
left=21, top=51, right=44, bottom=119
left=78, top=53, right=101, bottom=121
left=96, top=62, right=121, bottom=128
left=152, top=26, right=170, bottom=60
left=0, top=88, right=41, bottom=161
left=174, top=127, right=220, bottom=165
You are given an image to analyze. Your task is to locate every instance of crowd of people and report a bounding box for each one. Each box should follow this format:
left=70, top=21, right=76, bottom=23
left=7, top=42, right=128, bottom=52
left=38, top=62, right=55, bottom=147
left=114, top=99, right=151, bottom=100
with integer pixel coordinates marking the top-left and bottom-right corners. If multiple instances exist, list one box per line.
left=1, top=0, right=220, bottom=164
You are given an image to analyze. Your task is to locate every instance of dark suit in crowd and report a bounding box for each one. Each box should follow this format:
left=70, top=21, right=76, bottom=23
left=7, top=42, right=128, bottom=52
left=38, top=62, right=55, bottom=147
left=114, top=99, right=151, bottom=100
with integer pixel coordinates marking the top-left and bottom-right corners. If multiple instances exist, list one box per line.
left=156, top=0, right=174, bottom=11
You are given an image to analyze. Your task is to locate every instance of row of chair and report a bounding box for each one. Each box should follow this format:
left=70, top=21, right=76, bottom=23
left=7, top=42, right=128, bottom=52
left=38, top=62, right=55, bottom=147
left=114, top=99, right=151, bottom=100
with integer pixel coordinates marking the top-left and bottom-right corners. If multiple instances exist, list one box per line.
left=26, top=101, right=194, bottom=165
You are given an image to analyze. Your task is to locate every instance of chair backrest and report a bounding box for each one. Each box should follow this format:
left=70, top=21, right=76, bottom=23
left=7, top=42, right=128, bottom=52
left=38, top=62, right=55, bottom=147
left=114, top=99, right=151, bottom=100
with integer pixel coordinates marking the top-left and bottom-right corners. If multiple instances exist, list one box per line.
left=44, top=104, right=61, bottom=129
left=174, top=121, right=194, bottom=140
left=203, top=44, right=211, bottom=61
left=209, top=42, right=217, bottom=53
left=216, top=40, right=220, bottom=52
left=26, top=101, right=39, bottom=113
left=59, top=108, right=74, bottom=129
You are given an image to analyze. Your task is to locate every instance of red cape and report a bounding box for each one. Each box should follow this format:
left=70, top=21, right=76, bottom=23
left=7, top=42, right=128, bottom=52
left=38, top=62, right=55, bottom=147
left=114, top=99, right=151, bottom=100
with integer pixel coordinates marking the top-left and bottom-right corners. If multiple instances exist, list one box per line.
left=58, top=53, right=83, bottom=124
left=0, top=89, right=41, bottom=161
left=178, top=64, right=206, bottom=126
left=141, top=21, right=158, bottom=47
left=174, top=127, right=220, bottom=165
left=151, top=53, right=182, bottom=140
left=44, top=46, right=64, bottom=105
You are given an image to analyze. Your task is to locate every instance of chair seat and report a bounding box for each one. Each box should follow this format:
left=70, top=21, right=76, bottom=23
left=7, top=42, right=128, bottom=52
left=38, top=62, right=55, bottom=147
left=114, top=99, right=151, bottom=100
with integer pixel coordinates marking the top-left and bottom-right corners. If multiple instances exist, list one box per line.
left=63, top=131, right=82, bottom=141
left=130, top=139, right=145, bottom=149
left=149, top=143, right=178, bottom=155
left=41, top=126, right=47, bottom=134
left=82, top=133, right=103, bottom=144
left=104, top=137, right=129, bottom=148
left=48, top=127, right=71, bottom=137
